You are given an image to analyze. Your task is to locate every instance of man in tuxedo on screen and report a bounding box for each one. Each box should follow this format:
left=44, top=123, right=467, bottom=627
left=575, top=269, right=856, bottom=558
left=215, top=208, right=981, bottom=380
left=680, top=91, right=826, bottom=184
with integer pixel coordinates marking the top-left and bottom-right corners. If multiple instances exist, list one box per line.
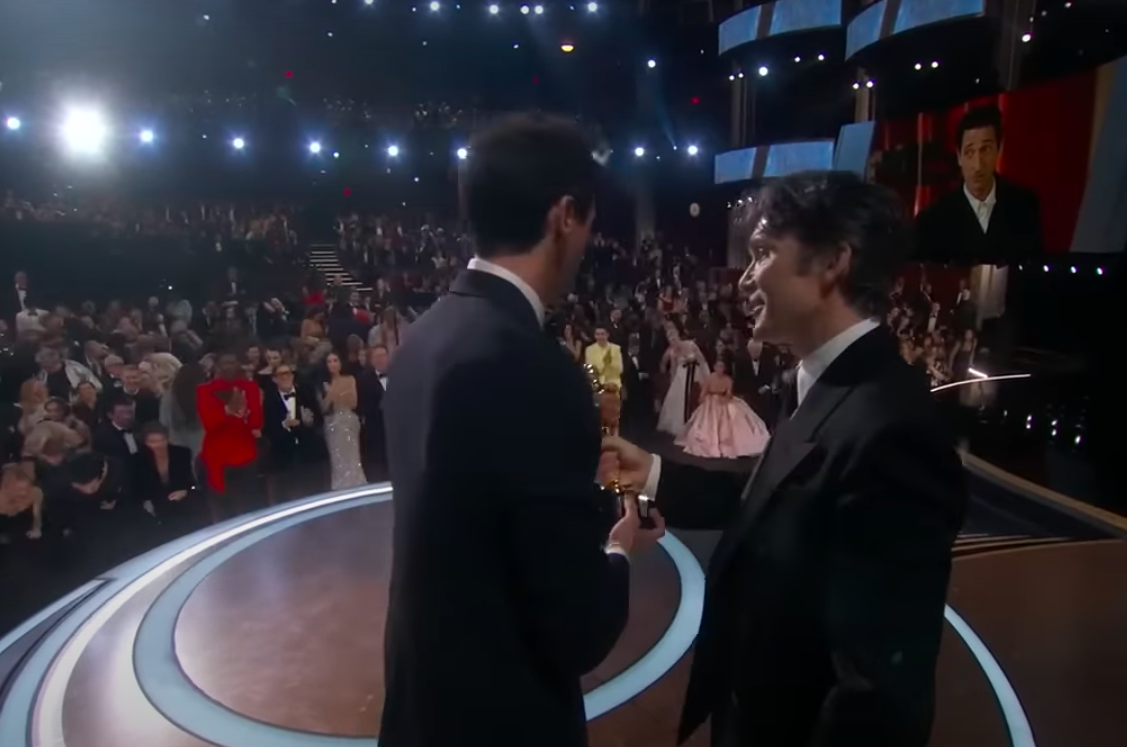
left=604, top=171, right=967, bottom=747
left=380, top=114, right=665, bottom=747
left=915, top=105, right=1042, bottom=264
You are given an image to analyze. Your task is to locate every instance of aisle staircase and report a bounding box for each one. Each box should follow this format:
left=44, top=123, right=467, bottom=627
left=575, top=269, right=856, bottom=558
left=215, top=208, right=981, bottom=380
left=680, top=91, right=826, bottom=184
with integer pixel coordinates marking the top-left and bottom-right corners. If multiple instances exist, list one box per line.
left=307, top=243, right=371, bottom=292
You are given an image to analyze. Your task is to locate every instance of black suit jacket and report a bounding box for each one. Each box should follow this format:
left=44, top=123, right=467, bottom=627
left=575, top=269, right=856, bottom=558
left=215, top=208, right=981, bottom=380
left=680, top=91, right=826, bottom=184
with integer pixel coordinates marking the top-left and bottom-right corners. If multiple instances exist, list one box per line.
left=381, top=270, right=630, bottom=747
left=657, top=329, right=966, bottom=746
left=262, top=385, right=323, bottom=468
left=915, top=175, right=1042, bottom=264
left=135, top=445, right=198, bottom=516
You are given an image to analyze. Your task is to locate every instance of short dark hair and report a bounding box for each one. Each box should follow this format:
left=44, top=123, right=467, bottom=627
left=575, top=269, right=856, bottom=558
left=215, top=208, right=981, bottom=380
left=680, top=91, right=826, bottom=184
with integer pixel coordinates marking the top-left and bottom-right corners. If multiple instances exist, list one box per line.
left=463, top=114, right=598, bottom=258
left=740, top=170, right=909, bottom=317
left=955, top=105, right=1003, bottom=151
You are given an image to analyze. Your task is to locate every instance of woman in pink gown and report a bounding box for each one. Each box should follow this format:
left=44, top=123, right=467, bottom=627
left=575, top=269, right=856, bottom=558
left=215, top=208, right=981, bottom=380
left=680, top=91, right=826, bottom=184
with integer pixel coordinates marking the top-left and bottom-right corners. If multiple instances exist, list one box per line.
left=675, top=359, right=770, bottom=459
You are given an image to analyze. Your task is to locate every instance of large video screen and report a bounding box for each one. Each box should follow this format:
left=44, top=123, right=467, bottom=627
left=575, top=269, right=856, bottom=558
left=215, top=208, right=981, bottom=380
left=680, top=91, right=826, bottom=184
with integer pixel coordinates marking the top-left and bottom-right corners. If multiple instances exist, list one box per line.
left=868, top=67, right=1099, bottom=263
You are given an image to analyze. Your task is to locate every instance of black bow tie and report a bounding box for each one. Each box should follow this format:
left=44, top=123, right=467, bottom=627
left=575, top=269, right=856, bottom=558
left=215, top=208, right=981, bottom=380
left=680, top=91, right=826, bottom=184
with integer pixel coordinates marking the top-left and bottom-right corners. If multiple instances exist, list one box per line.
left=282, top=392, right=296, bottom=400
left=377, top=373, right=388, bottom=380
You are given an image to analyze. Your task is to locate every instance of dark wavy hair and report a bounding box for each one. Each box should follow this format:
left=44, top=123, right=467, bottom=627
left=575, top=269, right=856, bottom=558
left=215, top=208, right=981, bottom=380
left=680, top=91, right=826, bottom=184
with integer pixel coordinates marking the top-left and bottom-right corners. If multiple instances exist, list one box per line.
left=736, top=170, right=909, bottom=317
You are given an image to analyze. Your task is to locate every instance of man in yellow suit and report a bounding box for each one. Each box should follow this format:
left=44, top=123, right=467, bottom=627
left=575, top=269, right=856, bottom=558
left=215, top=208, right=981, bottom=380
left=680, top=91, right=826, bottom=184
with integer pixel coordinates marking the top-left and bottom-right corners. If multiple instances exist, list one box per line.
left=585, top=325, right=624, bottom=389
left=586, top=325, right=625, bottom=435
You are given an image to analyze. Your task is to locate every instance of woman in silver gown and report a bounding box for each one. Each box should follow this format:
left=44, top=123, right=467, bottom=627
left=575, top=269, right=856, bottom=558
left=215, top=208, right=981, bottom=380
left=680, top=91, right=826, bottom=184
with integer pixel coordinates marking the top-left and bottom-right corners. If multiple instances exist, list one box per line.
left=320, top=353, right=367, bottom=490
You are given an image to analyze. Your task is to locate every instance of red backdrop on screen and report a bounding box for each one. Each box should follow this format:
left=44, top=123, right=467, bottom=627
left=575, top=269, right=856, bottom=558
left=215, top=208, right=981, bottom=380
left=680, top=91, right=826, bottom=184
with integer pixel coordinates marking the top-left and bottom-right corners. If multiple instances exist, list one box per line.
left=870, top=69, right=1097, bottom=253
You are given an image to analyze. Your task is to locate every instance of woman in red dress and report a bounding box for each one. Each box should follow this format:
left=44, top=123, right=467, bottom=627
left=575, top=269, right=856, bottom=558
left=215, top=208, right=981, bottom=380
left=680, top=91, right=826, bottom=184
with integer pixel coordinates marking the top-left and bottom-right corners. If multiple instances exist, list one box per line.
left=196, top=352, right=264, bottom=520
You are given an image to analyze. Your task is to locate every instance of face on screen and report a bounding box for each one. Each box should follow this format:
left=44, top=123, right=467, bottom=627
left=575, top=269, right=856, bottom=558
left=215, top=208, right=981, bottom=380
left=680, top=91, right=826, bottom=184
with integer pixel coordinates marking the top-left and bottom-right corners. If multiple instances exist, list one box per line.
left=957, top=126, right=1000, bottom=199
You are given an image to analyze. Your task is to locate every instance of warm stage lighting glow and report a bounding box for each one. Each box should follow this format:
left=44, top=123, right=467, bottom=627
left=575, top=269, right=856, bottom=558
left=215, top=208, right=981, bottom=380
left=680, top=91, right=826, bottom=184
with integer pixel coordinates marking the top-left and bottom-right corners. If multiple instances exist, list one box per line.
left=5, top=117, right=19, bottom=131
left=387, top=144, right=400, bottom=157
left=60, top=108, right=109, bottom=155
left=561, top=43, right=574, bottom=53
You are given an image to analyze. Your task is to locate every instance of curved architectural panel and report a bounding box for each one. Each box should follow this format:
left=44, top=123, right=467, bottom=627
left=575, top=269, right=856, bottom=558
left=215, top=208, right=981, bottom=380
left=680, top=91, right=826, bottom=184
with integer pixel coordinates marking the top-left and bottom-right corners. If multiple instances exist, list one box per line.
left=846, top=0, right=987, bottom=60
left=718, top=0, right=842, bottom=56
left=714, top=140, right=835, bottom=185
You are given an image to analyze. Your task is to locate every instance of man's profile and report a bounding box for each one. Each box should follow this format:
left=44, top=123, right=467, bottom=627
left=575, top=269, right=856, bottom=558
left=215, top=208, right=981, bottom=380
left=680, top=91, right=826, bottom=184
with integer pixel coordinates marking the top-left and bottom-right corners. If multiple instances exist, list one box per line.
left=915, top=105, right=1042, bottom=264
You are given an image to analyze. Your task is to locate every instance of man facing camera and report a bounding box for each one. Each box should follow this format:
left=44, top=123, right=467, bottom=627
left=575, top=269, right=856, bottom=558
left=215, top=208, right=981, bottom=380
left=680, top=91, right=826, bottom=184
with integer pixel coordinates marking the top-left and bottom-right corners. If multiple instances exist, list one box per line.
left=605, top=171, right=967, bottom=747
left=585, top=325, right=624, bottom=389
left=915, top=105, right=1042, bottom=264
left=381, top=114, right=665, bottom=747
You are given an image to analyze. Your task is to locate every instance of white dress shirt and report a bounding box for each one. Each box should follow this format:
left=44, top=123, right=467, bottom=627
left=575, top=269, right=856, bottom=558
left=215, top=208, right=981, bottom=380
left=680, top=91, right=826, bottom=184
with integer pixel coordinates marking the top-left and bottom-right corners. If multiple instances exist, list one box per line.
left=964, top=181, right=997, bottom=233
left=467, top=257, right=545, bottom=327
left=279, top=389, right=298, bottom=424
left=115, top=424, right=138, bottom=454
left=642, top=318, right=880, bottom=499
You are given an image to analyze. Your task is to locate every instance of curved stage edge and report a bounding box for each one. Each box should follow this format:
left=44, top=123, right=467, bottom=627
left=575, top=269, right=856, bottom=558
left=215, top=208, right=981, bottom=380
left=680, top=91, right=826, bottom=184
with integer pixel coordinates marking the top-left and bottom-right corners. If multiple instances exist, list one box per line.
left=0, top=481, right=1043, bottom=747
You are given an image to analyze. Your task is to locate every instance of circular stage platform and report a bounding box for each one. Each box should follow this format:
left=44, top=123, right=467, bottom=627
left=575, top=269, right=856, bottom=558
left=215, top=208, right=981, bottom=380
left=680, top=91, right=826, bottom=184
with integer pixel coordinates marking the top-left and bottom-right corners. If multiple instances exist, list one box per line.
left=4, top=480, right=1122, bottom=747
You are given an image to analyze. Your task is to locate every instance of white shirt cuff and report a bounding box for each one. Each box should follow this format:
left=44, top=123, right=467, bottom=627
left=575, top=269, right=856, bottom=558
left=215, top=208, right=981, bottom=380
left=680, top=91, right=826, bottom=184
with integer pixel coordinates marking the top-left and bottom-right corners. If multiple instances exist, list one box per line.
left=642, top=454, right=661, bottom=500
left=606, top=544, right=630, bottom=563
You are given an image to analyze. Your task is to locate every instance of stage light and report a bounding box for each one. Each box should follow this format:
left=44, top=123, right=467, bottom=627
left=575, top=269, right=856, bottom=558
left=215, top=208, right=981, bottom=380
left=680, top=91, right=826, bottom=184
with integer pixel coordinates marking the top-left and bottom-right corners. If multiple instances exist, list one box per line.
left=309, top=141, right=322, bottom=154
left=333, top=151, right=340, bottom=158
left=520, top=4, right=529, bottom=13
left=634, top=146, right=645, bottom=157
left=533, top=4, right=543, bottom=13
left=931, top=60, right=939, bottom=68
left=365, top=0, right=374, bottom=5
left=5, top=117, right=19, bottom=131
left=561, top=43, right=575, bottom=52
left=758, top=66, right=768, bottom=76
left=139, top=129, right=154, bottom=144
left=457, top=147, right=468, bottom=159
left=232, top=137, right=245, bottom=150
left=587, top=2, right=598, bottom=11
left=60, top=108, right=109, bottom=155
left=1021, top=33, right=1032, bottom=42
left=647, top=59, right=656, bottom=68
left=1097, top=267, right=1104, bottom=275
left=686, top=145, right=699, bottom=156
left=866, top=80, right=874, bottom=88
left=429, top=0, right=440, bottom=10
left=817, top=53, right=825, bottom=61
left=737, top=71, right=744, bottom=78
left=794, top=56, right=801, bottom=63
left=852, top=82, right=860, bottom=90
left=728, top=74, right=735, bottom=81
left=915, top=62, right=922, bottom=70
left=489, top=3, right=499, bottom=13
left=387, top=144, right=400, bottom=157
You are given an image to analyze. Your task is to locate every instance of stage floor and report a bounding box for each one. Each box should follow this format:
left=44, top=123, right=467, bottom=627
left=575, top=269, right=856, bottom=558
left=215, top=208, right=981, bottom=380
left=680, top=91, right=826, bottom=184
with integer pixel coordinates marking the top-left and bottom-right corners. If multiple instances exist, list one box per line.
left=1, top=480, right=1125, bottom=747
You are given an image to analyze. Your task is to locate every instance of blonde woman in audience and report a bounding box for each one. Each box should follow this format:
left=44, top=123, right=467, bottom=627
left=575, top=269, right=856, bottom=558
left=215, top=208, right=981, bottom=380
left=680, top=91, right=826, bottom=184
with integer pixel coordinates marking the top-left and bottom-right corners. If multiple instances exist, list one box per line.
left=145, top=352, right=183, bottom=393
left=0, top=463, right=43, bottom=541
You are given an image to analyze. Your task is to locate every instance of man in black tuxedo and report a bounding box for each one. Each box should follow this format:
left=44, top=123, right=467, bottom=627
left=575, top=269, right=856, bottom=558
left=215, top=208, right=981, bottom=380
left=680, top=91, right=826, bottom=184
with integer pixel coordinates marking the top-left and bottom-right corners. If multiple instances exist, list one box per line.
left=358, top=344, right=390, bottom=482
left=93, top=397, right=140, bottom=464
left=605, top=171, right=967, bottom=747
left=380, top=114, right=665, bottom=747
left=743, top=338, right=780, bottom=423
left=620, top=332, right=653, bottom=438
left=262, top=363, right=323, bottom=499
left=915, top=105, right=1042, bottom=264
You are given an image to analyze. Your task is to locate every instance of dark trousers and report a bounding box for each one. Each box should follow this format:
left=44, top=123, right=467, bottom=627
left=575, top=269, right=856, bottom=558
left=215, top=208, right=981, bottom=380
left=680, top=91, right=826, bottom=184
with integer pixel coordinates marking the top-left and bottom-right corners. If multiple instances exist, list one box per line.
left=206, top=463, right=266, bottom=523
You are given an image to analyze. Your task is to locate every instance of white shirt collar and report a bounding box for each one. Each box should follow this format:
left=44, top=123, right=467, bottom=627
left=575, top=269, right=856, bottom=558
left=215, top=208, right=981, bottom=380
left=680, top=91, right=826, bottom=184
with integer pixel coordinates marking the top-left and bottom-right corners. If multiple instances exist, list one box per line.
left=796, top=318, right=880, bottom=406
left=963, top=181, right=997, bottom=232
left=467, top=257, right=545, bottom=326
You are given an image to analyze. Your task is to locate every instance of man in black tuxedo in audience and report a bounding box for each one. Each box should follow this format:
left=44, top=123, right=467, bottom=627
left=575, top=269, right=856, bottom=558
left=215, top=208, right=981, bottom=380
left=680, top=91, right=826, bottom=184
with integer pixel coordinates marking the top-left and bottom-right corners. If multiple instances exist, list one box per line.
left=358, top=344, right=390, bottom=482
left=743, top=337, right=780, bottom=424
left=380, top=114, right=665, bottom=747
left=620, top=331, right=652, bottom=438
left=94, top=397, right=140, bottom=464
left=262, top=363, right=323, bottom=499
left=915, top=105, right=1042, bottom=264
left=605, top=171, right=967, bottom=747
